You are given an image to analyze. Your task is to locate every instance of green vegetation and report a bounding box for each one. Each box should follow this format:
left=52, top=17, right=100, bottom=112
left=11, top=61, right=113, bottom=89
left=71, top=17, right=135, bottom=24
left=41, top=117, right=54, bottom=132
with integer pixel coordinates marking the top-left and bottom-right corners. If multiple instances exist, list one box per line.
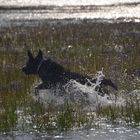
left=0, top=20, right=140, bottom=132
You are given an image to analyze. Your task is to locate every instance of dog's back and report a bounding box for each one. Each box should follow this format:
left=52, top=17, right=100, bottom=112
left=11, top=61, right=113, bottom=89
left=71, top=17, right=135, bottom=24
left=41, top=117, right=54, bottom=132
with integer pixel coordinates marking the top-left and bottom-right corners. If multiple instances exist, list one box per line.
left=38, top=59, right=92, bottom=85
left=38, top=59, right=66, bottom=83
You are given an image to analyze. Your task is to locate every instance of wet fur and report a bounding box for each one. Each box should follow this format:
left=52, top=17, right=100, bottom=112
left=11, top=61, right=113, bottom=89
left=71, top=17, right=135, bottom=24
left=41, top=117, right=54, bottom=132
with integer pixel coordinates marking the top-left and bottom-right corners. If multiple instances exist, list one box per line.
left=22, top=50, right=117, bottom=95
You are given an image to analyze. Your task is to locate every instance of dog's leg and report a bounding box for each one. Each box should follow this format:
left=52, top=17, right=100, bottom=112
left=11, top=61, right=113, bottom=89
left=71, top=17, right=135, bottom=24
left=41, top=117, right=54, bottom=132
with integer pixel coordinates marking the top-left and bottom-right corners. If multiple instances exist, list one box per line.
left=34, top=83, right=50, bottom=95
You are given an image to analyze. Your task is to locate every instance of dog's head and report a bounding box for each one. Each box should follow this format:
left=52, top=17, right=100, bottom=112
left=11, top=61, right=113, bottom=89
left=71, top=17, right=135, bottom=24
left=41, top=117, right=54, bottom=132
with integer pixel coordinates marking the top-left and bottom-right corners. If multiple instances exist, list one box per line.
left=22, top=50, right=43, bottom=75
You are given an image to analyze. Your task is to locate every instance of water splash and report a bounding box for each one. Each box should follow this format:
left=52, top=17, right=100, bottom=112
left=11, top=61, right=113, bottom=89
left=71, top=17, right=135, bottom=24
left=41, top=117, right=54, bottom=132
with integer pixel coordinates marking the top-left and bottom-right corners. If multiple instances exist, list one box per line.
left=32, top=70, right=118, bottom=109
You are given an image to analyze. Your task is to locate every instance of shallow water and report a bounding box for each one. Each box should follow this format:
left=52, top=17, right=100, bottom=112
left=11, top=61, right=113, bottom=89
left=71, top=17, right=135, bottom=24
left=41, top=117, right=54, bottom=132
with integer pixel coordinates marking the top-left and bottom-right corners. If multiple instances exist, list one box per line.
left=0, top=0, right=140, bottom=27
left=0, top=0, right=140, bottom=6
left=0, top=122, right=140, bottom=140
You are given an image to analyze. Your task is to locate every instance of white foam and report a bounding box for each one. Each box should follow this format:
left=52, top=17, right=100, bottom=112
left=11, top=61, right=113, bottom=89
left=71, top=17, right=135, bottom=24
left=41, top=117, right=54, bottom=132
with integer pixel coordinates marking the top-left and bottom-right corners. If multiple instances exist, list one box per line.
left=32, top=70, right=118, bottom=109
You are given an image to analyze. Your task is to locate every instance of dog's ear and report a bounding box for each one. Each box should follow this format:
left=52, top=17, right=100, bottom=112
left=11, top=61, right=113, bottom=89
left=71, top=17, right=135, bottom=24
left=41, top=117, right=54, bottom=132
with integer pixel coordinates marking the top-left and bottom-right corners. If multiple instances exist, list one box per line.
left=36, top=49, right=43, bottom=59
left=27, top=50, right=34, bottom=60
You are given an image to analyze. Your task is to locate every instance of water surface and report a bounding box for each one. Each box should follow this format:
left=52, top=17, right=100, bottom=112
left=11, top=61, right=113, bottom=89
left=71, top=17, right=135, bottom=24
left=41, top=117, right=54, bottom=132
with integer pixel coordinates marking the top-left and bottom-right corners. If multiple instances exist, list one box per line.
left=0, top=0, right=140, bottom=27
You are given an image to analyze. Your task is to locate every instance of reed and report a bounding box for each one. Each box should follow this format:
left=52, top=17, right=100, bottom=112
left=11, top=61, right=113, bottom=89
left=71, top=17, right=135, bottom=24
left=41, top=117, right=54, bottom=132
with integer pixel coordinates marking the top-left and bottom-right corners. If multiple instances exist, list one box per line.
left=0, top=21, right=140, bottom=132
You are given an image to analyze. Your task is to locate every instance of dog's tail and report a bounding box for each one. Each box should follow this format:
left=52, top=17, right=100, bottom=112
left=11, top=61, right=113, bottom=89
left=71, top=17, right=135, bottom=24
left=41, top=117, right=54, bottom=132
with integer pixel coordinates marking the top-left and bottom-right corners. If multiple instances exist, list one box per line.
left=101, top=79, right=118, bottom=90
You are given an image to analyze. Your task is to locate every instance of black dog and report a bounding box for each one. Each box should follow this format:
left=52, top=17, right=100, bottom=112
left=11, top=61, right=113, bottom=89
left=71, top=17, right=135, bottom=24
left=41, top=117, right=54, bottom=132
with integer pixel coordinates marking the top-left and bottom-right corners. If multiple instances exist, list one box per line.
left=22, top=50, right=117, bottom=95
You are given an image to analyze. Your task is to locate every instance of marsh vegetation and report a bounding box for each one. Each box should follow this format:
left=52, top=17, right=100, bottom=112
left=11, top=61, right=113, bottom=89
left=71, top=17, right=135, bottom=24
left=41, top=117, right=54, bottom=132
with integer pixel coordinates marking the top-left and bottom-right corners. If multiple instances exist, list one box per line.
left=0, top=20, right=140, bottom=137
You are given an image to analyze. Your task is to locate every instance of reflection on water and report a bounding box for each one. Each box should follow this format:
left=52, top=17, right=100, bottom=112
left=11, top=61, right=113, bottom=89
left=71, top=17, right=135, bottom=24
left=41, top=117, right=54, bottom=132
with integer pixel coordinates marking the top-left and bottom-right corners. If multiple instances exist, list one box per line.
left=0, top=2, right=140, bottom=27
left=0, top=125, right=140, bottom=140
left=0, top=0, right=140, bottom=6
left=1, top=4, right=140, bottom=20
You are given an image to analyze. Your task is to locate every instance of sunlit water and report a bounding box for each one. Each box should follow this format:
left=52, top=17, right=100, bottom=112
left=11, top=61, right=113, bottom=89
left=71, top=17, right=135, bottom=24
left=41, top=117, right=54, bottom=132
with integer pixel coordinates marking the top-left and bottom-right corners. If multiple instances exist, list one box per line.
left=0, top=0, right=140, bottom=6
left=1, top=127, right=140, bottom=140
left=0, top=0, right=140, bottom=27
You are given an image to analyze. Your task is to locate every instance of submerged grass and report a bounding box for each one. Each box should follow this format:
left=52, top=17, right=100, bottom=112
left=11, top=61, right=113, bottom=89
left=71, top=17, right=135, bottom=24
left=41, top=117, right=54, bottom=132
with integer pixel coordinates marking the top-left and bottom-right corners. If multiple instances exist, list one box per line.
left=96, top=98, right=140, bottom=126
left=0, top=20, right=140, bottom=132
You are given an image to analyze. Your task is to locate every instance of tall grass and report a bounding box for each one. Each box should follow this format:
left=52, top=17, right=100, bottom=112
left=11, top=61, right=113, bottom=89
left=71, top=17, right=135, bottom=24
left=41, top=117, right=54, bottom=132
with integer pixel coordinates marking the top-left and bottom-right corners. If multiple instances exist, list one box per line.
left=0, top=20, right=140, bottom=132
